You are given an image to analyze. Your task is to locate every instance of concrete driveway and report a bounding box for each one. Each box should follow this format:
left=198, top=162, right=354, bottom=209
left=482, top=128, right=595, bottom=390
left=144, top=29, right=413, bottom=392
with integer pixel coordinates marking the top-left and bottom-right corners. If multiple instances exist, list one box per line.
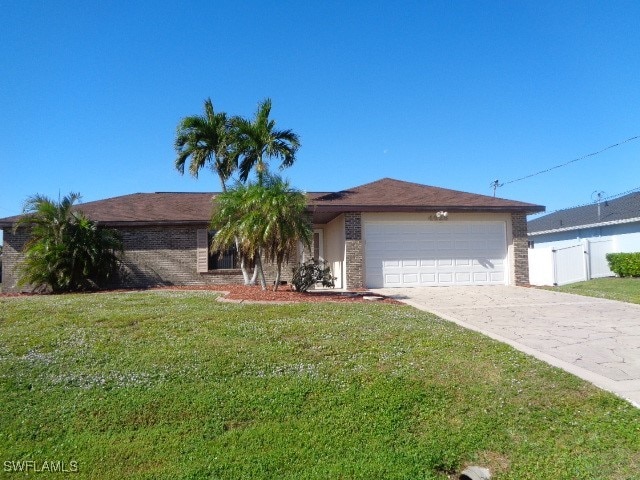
left=373, top=286, right=640, bottom=407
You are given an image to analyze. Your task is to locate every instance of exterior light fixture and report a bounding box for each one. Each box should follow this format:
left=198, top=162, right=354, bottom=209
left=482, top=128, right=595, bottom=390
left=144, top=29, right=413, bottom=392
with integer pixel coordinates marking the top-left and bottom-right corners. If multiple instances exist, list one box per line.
left=429, top=211, right=449, bottom=221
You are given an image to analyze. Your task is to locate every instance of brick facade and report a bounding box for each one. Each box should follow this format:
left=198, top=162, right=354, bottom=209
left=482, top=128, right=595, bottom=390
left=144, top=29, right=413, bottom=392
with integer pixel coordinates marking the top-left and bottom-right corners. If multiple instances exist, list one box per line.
left=344, top=212, right=364, bottom=289
left=511, top=212, right=530, bottom=286
left=120, top=226, right=295, bottom=288
left=1, top=212, right=533, bottom=292
left=1, top=229, right=30, bottom=292
left=1, top=225, right=293, bottom=292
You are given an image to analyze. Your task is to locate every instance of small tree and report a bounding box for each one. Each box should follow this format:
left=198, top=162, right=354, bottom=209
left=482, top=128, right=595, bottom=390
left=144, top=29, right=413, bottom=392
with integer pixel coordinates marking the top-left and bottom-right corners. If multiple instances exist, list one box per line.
left=211, top=176, right=311, bottom=291
left=15, top=193, right=123, bottom=293
left=258, top=176, right=312, bottom=290
left=209, top=182, right=264, bottom=286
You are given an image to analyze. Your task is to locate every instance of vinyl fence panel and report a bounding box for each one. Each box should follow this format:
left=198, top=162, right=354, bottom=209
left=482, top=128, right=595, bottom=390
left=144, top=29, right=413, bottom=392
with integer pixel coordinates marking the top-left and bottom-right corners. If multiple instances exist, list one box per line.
left=587, top=238, right=614, bottom=279
left=553, top=244, right=587, bottom=286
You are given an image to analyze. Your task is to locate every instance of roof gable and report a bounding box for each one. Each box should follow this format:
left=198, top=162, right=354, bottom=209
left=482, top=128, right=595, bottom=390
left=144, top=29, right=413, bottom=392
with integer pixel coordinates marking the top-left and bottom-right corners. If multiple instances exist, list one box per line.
left=528, top=191, right=640, bottom=234
left=309, top=178, right=543, bottom=211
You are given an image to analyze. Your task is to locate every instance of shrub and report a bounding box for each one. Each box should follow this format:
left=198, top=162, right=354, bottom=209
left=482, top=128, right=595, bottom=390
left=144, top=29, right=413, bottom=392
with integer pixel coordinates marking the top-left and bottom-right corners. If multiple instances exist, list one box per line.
left=606, top=252, right=640, bottom=277
left=16, top=193, right=123, bottom=293
left=291, top=259, right=335, bottom=292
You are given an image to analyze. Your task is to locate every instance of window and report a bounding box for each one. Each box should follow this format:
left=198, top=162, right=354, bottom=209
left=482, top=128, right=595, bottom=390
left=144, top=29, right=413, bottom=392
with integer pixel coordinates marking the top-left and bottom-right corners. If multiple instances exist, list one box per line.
left=196, top=229, right=239, bottom=273
left=208, top=232, right=238, bottom=270
left=207, top=231, right=239, bottom=270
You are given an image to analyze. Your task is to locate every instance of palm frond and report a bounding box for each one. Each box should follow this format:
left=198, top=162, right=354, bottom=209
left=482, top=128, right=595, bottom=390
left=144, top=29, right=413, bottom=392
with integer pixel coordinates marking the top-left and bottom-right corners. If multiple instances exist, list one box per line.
left=174, top=99, right=236, bottom=188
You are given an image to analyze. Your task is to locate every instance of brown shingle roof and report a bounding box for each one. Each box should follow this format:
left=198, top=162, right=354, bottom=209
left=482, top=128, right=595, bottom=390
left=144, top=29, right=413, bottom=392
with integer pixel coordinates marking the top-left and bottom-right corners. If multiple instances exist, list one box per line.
left=307, top=178, right=544, bottom=222
left=0, top=193, right=217, bottom=228
left=309, top=178, right=542, bottom=209
left=0, top=178, right=544, bottom=228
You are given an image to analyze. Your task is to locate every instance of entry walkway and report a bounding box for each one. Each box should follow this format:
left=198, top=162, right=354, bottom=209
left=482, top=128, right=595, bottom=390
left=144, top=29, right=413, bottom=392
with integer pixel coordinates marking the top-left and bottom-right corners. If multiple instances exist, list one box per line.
left=373, top=286, right=640, bottom=407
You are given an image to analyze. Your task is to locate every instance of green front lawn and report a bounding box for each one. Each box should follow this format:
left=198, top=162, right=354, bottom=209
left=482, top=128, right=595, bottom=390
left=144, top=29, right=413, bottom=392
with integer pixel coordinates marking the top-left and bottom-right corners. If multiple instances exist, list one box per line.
left=546, top=277, right=640, bottom=304
left=1, top=292, right=639, bottom=479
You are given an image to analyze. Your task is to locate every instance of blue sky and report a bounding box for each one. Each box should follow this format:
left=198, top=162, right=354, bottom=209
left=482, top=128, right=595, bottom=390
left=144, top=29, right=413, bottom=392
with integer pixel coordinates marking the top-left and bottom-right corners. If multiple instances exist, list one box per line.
left=2, top=1, right=640, bottom=237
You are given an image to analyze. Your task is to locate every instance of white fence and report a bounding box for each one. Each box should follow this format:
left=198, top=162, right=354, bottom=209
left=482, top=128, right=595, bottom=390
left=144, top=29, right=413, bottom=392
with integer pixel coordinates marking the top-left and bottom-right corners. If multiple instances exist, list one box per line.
left=528, top=239, right=614, bottom=286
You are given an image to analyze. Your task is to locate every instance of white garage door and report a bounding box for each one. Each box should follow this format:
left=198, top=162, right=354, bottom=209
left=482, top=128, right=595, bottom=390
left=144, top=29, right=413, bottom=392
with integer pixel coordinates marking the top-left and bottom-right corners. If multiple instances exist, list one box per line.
left=365, top=221, right=507, bottom=287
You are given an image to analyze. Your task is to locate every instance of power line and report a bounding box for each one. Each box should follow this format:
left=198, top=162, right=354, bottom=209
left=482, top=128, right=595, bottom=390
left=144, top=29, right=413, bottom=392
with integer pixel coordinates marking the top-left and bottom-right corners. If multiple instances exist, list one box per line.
left=491, top=134, right=640, bottom=195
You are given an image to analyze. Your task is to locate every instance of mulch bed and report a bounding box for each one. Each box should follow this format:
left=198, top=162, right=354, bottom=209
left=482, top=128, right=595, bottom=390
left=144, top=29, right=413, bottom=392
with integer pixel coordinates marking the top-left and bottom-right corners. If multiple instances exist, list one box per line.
left=154, top=284, right=401, bottom=304
left=1, top=284, right=401, bottom=304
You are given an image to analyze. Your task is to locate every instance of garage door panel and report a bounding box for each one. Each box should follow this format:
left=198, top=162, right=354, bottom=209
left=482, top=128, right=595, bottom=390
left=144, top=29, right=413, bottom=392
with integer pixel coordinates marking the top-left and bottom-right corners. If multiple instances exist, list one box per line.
left=490, top=271, right=505, bottom=282
left=420, top=273, right=436, bottom=283
left=455, top=272, right=471, bottom=282
left=365, top=220, right=507, bottom=287
left=402, top=273, right=419, bottom=284
left=473, top=272, right=488, bottom=282
left=384, top=274, right=401, bottom=285
left=454, top=241, right=470, bottom=250
left=438, top=272, right=453, bottom=283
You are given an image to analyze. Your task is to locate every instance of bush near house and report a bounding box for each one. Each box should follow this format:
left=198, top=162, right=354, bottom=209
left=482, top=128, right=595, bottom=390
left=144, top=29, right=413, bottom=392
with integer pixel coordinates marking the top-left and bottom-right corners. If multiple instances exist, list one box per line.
left=606, top=252, right=640, bottom=277
left=16, top=193, right=123, bottom=293
left=291, top=258, right=335, bottom=292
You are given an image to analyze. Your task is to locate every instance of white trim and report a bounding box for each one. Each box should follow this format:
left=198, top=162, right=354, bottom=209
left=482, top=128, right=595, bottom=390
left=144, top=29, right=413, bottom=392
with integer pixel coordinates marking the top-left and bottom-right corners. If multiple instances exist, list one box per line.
left=313, top=229, right=325, bottom=262
left=529, top=216, right=640, bottom=236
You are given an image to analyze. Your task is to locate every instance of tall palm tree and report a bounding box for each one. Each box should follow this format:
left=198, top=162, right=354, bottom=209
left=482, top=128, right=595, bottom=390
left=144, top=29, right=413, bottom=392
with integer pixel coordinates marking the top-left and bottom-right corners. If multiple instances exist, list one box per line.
left=175, top=99, right=257, bottom=282
left=174, top=98, right=236, bottom=192
left=234, top=98, right=300, bottom=185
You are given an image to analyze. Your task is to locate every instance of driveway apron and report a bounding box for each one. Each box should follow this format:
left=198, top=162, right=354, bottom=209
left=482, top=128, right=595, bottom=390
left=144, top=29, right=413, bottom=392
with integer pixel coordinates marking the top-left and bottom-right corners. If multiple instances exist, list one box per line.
left=373, top=286, right=640, bottom=407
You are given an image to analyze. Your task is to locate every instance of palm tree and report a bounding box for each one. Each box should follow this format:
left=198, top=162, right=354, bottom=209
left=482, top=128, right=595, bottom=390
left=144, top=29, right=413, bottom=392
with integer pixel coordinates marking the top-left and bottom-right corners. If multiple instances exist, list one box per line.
left=210, top=182, right=266, bottom=288
left=19, top=192, right=82, bottom=244
left=15, top=193, right=123, bottom=293
left=234, top=98, right=300, bottom=185
left=258, top=176, right=311, bottom=290
left=210, top=176, right=311, bottom=291
left=174, top=98, right=236, bottom=192
left=175, top=99, right=257, bottom=282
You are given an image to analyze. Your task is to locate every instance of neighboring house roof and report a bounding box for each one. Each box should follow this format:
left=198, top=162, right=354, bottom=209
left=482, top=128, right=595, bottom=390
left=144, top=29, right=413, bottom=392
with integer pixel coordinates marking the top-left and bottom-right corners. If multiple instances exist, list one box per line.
left=528, top=190, right=640, bottom=236
left=0, top=177, right=544, bottom=228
